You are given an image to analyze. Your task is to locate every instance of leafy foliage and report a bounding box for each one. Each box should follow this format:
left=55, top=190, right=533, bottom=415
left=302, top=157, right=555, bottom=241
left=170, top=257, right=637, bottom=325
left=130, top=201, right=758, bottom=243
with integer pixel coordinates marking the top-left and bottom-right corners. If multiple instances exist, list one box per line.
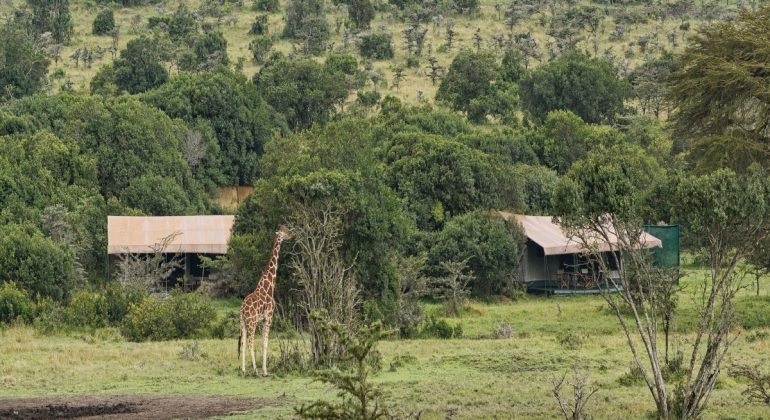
left=667, top=6, right=770, bottom=172
left=92, top=9, right=115, bottom=35
left=120, top=290, right=216, bottom=341
left=113, top=36, right=170, bottom=94
left=254, top=54, right=349, bottom=131
left=0, top=282, right=35, bottom=324
left=0, top=22, right=50, bottom=100
left=144, top=67, right=282, bottom=186
left=520, top=52, right=631, bottom=124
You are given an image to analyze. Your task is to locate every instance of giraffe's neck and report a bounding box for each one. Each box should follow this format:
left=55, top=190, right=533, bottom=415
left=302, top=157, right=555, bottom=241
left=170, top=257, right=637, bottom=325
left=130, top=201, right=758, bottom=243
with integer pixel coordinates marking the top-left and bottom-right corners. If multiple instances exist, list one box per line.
left=256, top=235, right=283, bottom=296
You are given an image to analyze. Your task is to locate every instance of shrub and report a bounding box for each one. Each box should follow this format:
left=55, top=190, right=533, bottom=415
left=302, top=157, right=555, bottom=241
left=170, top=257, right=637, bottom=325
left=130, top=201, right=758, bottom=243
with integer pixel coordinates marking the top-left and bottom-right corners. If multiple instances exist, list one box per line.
left=420, top=315, right=462, bottom=339
left=556, top=329, right=584, bottom=349
left=33, top=298, right=67, bottom=334
left=493, top=322, right=513, bottom=339
left=104, top=283, right=147, bottom=325
left=120, top=290, right=215, bottom=341
left=92, top=10, right=115, bottom=35
left=356, top=90, right=380, bottom=107
left=618, top=364, right=646, bottom=387
left=252, top=0, right=280, bottom=12
left=358, top=33, right=394, bottom=60
left=0, top=224, right=78, bottom=302
left=249, top=35, right=273, bottom=64
left=249, top=14, right=269, bottom=35
left=0, top=282, right=35, bottom=324
left=67, top=290, right=109, bottom=328
left=211, top=310, right=239, bottom=339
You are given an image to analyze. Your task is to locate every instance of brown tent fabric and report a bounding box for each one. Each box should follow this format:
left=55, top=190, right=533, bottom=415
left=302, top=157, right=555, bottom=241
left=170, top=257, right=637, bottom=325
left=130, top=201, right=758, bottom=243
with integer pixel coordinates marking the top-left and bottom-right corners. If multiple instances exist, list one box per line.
left=107, top=216, right=235, bottom=254
left=499, top=212, right=662, bottom=256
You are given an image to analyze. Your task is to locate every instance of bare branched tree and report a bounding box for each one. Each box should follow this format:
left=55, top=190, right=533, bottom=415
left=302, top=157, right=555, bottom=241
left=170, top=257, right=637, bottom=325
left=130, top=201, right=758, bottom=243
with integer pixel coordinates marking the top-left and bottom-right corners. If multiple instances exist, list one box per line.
left=116, top=232, right=183, bottom=292
left=179, top=129, right=207, bottom=172
left=552, top=368, right=598, bottom=420
left=555, top=165, right=770, bottom=419
left=431, top=259, right=473, bottom=316
left=288, top=203, right=360, bottom=365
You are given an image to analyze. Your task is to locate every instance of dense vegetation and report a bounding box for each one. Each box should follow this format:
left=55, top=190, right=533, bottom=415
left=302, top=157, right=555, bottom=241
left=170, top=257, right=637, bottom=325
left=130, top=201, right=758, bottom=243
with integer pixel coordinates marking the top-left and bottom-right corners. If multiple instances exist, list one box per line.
left=2, top=0, right=770, bottom=417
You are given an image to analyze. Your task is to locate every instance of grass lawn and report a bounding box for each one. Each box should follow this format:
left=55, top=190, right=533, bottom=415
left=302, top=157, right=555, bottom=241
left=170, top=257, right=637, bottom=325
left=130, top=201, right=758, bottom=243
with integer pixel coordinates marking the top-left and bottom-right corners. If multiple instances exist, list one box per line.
left=1, top=269, right=769, bottom=418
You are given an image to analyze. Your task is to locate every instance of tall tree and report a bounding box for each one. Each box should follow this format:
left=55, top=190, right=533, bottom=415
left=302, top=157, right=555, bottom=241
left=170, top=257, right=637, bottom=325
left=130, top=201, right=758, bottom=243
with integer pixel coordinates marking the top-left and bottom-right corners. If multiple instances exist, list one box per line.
left=666, top=6, right=770, bottom=173
left=0, top=22, right=50, bottom=100
left=26, top=0, right=73, bottom=44
left=253, top=54, right=349, bottom=131
left=520, top=52, right=631, bottom=124
left=113, top=36, right=170, bottom=94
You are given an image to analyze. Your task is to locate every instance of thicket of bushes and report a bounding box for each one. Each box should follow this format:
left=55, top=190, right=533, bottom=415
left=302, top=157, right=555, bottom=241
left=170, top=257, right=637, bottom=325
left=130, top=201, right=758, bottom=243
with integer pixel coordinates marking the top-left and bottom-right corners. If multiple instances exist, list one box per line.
left=0, top=281, right=217, bottom=342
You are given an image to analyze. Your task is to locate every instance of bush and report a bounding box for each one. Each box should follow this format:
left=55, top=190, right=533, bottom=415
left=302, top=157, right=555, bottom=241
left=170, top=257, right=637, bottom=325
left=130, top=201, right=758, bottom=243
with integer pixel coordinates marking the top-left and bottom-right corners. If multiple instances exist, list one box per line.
left=0, top=224, right=78, bottom=302
left=735, top=296, right=770, bottom=329
left=252, top=0, right=280, bottom=12
left=618, top=364, right=646, bottom=387
left=67, top=290, right=109, bottom=328
left=120, top=290, right=215, bottom=341
left=211, top=310, right=240, bottom=339
left=0, top=282, right=35, bottom=324
left=33, top=298, right=67, bottom=334
left=358, top=33, right=394, bottom=60
left=104, top=283, right=147, bottom=325
left=249, top=14, right=269, bottom=35
left=556, top=329, right=584, bottom=349
left=249, top=35, right=273, bottom=64
left=420, top=315, right=462, bottom=339
left=92, top=10, right=115, bottom=35
left=493, top=322, right=513, bottom=339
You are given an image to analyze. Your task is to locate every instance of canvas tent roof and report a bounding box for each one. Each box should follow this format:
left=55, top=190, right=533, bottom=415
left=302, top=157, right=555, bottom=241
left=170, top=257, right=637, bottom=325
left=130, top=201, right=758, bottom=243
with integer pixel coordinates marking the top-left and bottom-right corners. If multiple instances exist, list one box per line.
left=499, top=212, right=662, bottom=256
left=107, top=216, right=235, bottom=254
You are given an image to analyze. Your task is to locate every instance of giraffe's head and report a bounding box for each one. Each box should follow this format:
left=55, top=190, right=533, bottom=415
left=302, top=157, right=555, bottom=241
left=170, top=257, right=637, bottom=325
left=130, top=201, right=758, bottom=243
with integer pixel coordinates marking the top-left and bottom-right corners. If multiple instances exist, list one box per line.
left=276, top=225, right=293, bottom=242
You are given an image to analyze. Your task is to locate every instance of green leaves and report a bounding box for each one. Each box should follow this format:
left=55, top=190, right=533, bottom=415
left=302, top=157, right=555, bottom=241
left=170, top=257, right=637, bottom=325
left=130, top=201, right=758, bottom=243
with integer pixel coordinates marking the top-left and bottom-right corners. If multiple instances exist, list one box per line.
left=520, top=52, right=631, bottom=124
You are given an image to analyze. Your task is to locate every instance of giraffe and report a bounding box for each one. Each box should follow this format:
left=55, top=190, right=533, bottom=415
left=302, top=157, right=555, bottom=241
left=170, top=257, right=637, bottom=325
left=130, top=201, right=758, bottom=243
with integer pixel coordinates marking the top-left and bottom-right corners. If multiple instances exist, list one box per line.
left=239, top=225, right=292, bottom=376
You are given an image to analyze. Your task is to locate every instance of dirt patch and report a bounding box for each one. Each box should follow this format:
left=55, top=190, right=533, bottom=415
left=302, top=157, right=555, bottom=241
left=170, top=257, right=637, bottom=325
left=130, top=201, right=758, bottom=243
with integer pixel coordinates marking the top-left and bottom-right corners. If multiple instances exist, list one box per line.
left=0, top=395, right=280, bottom=419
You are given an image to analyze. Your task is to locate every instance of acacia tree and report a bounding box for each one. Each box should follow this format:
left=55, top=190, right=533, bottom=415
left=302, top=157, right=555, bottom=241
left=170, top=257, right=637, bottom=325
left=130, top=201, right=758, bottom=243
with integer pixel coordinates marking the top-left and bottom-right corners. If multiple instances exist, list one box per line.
left=554, top=146, right=770, bottom=419
left=666, top=6, right=770, bottom=172
left=288, top=203, right=360, bottom=364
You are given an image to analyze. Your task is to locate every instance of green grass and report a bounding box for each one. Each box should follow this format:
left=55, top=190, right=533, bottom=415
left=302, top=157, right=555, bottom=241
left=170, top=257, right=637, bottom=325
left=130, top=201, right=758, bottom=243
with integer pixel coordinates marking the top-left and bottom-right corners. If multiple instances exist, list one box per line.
left=2, top=270, right=769, bottom=418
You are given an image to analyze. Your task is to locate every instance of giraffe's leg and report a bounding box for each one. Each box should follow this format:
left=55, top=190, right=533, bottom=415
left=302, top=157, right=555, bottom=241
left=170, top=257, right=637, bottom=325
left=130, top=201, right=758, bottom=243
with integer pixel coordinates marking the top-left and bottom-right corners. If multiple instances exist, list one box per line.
left=248, top=324, right=258, bottom=374
left=240, top=319, right=247, bottom=374
left=261, top=317, right=272, bottom=377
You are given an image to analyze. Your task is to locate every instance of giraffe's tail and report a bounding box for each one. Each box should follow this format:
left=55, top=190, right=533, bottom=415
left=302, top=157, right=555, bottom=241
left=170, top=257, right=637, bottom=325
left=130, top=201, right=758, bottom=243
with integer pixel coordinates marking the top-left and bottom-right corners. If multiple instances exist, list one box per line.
left=237, top=330, right=241, bottom=358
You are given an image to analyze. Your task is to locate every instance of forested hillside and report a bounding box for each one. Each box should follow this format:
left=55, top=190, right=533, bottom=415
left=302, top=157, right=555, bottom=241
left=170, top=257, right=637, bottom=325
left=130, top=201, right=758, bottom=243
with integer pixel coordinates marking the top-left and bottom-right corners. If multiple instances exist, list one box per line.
left=2, top=0, right=770, bottom=417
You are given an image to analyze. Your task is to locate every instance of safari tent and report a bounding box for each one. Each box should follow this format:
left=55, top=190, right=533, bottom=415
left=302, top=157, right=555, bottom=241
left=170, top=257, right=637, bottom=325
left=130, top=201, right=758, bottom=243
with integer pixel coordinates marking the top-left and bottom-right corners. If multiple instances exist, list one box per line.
left=107, top=215, right=235, bottom=286
left=499, top=212, right=676, bottom=294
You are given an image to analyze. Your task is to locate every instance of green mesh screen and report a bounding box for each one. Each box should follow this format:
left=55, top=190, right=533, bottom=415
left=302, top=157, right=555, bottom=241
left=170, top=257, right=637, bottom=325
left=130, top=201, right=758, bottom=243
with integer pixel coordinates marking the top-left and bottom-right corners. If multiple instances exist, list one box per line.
left=644, top=225, right=680, bottom=269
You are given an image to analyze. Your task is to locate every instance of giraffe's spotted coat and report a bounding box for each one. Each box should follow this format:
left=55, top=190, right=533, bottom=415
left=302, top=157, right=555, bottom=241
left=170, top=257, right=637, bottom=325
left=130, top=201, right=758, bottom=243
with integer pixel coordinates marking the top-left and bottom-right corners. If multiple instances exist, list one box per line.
left=239, top=225, right=291, bottom=376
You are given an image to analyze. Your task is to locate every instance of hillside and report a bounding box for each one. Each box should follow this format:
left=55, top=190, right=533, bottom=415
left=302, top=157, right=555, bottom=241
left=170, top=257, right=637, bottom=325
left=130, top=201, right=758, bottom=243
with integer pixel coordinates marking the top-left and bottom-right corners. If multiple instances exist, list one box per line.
left=0, top=0, right=743, bottom=104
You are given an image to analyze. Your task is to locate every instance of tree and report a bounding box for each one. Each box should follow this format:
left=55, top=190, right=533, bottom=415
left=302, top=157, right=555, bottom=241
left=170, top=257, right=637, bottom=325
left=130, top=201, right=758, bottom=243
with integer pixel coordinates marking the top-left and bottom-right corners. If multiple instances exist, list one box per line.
left=253, top=55, right=349, bottom=131
left=27, top=0, right=73, bottom=44
left=113, top=36, right=170, bottom=94
left=666, top=6, right=770, bottom=172
left=436, top=50, right=499, bottom=122
left=358, top=33, right=394, bottom=60
left=232, top=118, right=411, bottom=321
left=143, top=67, right=281, bottom=185
left=0, top=22, right=50, bottom=101
left=520, top=52, right=631, bottom=124
left=554, top=146, right=768, bottom=419
left=427, top=211, right=525, bottom=296
left=188, top=31, right=229, bottom=71
left=288, top=204, right=360, bottom=364
left=383, top=131, right=499, bottom=230
left=0, top=223, right=78, bottom=302
left=345, top=0, right=375, bottom=30
left=92, top=9, right=115, bottom=35
left=283, top=0, right=329, bottom=53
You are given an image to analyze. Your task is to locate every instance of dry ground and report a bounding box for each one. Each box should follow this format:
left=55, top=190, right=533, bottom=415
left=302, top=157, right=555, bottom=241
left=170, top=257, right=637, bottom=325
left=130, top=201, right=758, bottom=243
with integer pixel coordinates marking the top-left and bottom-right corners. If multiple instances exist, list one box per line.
left=0, top=394, right=279, bottom=419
